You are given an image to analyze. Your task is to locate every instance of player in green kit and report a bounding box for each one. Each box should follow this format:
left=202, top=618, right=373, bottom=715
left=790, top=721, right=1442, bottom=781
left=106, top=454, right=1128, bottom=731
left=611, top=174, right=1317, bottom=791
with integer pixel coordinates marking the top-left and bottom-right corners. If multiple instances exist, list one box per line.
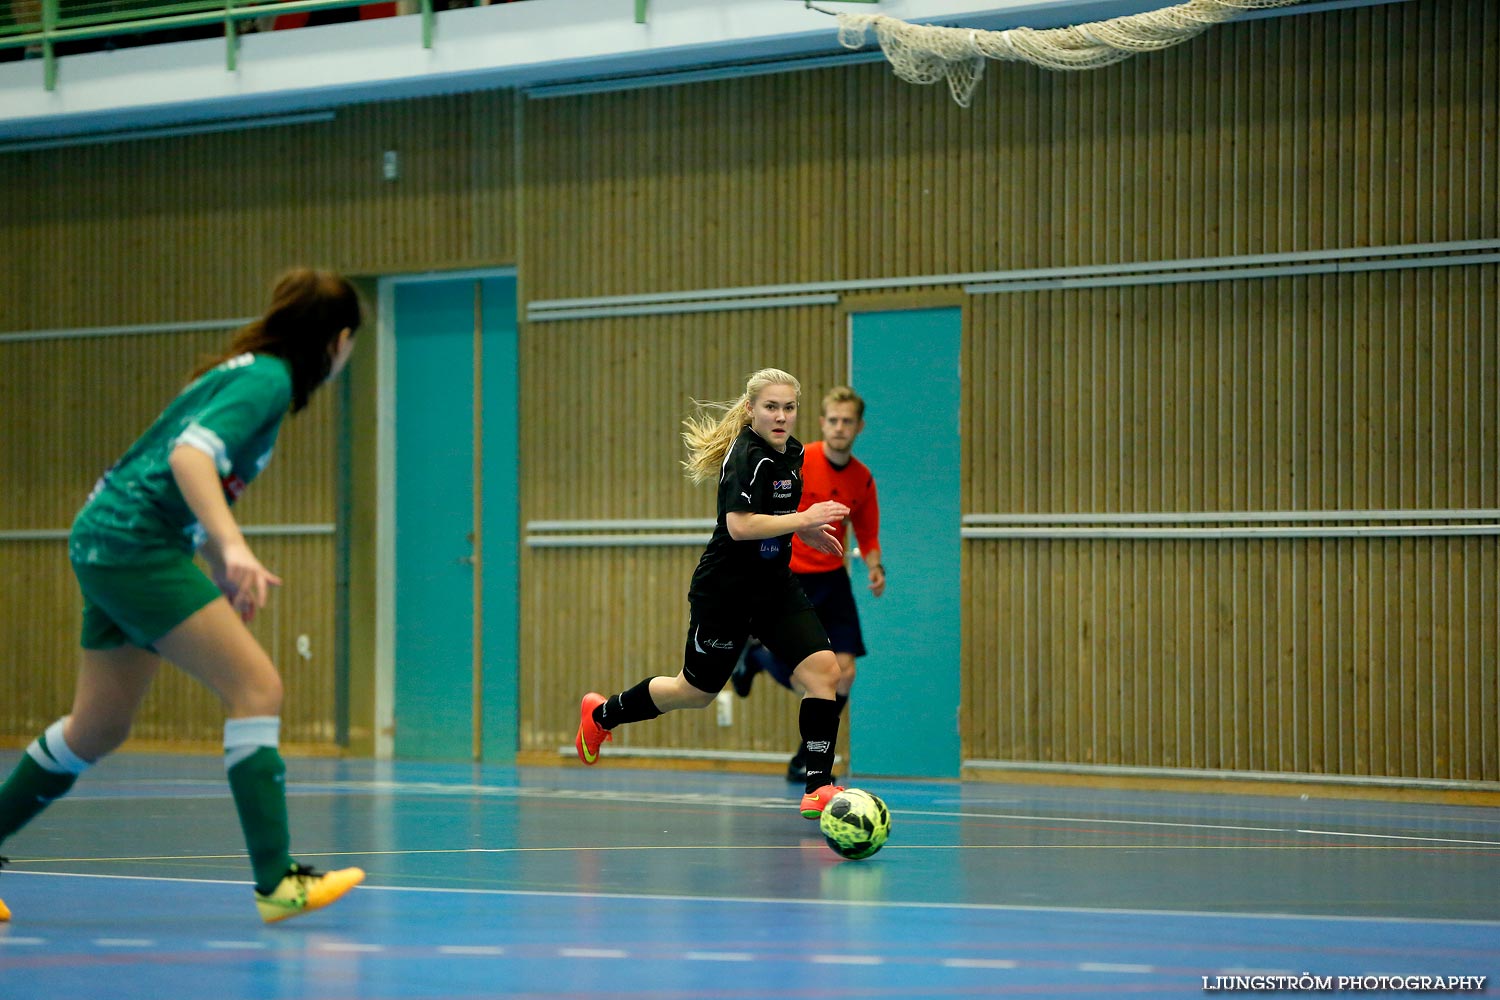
left=0, top=269, right=364, bottom=924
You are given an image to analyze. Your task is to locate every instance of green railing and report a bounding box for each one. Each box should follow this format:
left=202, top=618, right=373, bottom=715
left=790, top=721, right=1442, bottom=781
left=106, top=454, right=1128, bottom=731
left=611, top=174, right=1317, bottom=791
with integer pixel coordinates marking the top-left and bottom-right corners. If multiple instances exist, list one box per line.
left=0, top=1, right=442, bottom=90
left=0, top=1, right=876, bottom=92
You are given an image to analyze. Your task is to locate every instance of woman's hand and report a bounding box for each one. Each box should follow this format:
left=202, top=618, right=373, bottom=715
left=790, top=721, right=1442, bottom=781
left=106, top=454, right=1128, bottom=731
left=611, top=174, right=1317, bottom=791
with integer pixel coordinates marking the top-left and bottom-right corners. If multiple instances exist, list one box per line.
left=170, top=444, right=283, bottom=624
left=796, top=501, right=849, bottom=556
left=800, top=500, right=849, bottom=531
left=212, top=540, right=283, bottom=623
left=796, top=522, right=844, bottom=557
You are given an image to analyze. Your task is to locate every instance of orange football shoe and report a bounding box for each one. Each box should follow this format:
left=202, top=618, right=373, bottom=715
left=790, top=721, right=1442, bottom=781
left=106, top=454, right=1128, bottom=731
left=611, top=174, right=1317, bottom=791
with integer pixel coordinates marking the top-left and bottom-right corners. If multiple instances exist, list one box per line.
left=576, top=692, right=613, bottom=765
left=800, top=784, right=845, bottom=820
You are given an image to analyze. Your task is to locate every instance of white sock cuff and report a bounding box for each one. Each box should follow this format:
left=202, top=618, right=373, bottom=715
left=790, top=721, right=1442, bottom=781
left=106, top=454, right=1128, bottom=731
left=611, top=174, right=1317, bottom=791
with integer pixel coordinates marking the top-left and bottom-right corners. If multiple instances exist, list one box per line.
left=224, top=716, right=280, bottom=769
left=27, top=718, right=90, bottom=775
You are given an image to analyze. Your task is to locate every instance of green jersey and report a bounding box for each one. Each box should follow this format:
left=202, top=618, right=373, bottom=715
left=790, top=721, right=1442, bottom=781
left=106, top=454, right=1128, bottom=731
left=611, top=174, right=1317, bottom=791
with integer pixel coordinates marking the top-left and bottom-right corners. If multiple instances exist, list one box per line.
left=70, top=353, right=293, bottom=565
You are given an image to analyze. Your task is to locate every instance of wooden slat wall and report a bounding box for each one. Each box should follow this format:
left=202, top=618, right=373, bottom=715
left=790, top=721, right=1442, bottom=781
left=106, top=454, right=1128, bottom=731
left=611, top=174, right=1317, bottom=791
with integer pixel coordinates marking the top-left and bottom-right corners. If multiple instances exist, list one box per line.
left=0, top=329, right=341, bottom=748
left=0, top=538, right=337, bottom=747
left=0, top=91, right=517, bottom=331
left=964, top=266, right=1499, bottom=778
left=524, top=3, right=1497, bottom=298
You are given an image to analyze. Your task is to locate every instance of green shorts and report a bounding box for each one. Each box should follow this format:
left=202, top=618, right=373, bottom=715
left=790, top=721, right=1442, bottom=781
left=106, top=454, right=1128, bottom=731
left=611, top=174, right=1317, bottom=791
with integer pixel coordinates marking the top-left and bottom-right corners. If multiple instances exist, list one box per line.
left=72, top=550, right=222, bottom=650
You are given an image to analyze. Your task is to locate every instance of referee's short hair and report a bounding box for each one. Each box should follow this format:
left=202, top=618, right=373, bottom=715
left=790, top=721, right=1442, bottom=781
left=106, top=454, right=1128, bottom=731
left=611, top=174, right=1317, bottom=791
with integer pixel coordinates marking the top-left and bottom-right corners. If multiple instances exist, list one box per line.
left=821, top=385, right=865, bottom=419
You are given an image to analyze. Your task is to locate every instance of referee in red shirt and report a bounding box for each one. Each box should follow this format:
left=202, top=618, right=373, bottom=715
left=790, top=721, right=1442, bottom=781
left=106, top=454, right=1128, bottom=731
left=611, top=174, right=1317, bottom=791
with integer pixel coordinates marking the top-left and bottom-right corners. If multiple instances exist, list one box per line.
left=732, top=386, right=886, bottom=783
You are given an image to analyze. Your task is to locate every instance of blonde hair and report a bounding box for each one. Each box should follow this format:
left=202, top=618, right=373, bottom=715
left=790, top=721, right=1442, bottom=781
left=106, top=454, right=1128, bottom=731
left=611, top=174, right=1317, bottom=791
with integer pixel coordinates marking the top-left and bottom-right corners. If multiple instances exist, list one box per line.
left=821, top=384, right=865, bottom=419
left=682, top=367, right=802, bottom=485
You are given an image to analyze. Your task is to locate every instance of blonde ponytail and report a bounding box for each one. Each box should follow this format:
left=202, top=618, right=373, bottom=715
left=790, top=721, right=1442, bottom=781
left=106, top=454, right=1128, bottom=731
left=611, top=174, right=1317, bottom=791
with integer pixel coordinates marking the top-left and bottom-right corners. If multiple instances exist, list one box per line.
left=681, top=367, right=801, bottom=485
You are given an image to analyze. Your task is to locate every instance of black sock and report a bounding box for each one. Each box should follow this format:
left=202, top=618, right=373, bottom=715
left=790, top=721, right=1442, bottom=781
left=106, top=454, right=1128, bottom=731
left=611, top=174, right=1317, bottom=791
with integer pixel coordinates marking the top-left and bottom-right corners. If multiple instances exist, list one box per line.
left=798, top=696, right=841, bottom=793
left=593, top=678, right=662, bottom=731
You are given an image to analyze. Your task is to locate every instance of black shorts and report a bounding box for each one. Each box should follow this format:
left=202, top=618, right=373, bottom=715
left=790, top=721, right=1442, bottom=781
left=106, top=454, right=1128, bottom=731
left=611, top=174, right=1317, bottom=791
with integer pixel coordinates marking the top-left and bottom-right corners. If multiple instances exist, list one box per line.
left=796, top=568, right=866, bottom=657
left=681, top=588, right=832, bottom=694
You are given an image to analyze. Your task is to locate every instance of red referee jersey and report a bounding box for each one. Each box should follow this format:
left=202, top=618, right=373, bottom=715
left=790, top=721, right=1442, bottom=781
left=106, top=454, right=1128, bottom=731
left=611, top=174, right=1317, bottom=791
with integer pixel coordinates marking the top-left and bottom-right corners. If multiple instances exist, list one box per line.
left=790, top=441, right=881, bottom=574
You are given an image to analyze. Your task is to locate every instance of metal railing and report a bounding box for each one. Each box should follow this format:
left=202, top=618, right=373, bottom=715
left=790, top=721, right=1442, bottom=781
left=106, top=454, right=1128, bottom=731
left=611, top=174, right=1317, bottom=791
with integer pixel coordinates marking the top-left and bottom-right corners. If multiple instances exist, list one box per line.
left=0, top=1, right=882, bottom=92
left=0, top=1, right=440, bottom=90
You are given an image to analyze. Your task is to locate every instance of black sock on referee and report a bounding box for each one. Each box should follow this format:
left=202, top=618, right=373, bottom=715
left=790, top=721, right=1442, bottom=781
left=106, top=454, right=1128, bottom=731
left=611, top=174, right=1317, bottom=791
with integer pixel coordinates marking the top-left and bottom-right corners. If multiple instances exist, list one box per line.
left=594, top=678, right=662, bottom=731
left=799, top=696, right=842, bottom=793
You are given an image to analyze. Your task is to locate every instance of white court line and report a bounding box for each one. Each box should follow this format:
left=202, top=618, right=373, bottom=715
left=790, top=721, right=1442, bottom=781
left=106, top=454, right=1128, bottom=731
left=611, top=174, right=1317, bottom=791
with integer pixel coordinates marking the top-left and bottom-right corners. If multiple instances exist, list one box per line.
left=1298, top=829, right=1500, bottom=847
left=1079, top=962, right=1156, bottom=973
left=94, top=938, right=154, bottom=947
left=7, top=869, right=1500, bottom=927
left=318, top=942, right=386, bottom=953
left=0, top=936, right=45, bottom=945
left=68, top=777, right=1500, bottom=846
left=684, top=951, right=754, bottom=961
left=205, top=940, right=267, bottom=950
left=943, top=958, right=1019, bottom=969
left=559, top=947, right=628, bottom=959
left=812, top=954, right=884, bottom=965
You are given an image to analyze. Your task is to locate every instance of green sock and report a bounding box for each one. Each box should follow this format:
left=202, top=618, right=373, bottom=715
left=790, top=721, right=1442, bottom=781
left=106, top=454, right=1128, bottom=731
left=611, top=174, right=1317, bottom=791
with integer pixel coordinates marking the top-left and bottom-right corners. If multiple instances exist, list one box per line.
left=0, top=720, right=90, bottom=846
left=226, top=746, right=293, bottom=894
left=0, top=755, right=77, bottom=845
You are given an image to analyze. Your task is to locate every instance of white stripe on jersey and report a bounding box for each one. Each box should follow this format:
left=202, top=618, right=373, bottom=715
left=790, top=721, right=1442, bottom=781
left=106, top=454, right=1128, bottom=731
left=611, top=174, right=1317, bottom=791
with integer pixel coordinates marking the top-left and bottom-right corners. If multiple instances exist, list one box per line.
left=176, top=421, right=231, bottom=476
left=720, top=432, right=797, bottom=485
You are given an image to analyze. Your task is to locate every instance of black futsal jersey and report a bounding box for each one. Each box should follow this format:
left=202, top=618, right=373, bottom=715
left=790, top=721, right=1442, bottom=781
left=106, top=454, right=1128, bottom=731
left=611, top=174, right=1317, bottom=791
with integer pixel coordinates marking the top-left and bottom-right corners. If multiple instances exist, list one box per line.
left=688, top=425, right=806, bottom=613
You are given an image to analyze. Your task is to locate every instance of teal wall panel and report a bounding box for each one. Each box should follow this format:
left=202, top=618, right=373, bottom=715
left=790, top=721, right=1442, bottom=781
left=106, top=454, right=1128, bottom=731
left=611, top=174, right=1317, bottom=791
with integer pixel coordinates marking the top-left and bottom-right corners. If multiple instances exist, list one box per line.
left=393, top=281, right=476, bottom=760
left=480, top=277, right=519, bottom=762
left=850, top=308, right=963, bottom=778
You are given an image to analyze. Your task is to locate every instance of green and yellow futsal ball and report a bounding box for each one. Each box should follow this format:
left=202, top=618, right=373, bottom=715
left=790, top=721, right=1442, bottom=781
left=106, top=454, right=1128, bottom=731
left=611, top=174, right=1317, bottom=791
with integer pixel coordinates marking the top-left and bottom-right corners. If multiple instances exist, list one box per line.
left=819, top=788, right=891, bottom=860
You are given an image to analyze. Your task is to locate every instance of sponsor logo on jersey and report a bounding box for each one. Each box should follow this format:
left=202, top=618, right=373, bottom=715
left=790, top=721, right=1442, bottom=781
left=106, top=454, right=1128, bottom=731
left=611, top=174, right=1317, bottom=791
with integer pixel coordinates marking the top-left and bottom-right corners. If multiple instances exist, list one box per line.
left=693, top=626, right=738, bottom=653
left=759, top=539, right=781, bottom=559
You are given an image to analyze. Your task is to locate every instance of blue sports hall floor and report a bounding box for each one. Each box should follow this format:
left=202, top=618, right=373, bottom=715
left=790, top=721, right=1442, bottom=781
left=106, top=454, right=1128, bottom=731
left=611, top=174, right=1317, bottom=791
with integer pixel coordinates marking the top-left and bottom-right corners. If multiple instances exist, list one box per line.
left=0, top=752, right=1495, bottom=999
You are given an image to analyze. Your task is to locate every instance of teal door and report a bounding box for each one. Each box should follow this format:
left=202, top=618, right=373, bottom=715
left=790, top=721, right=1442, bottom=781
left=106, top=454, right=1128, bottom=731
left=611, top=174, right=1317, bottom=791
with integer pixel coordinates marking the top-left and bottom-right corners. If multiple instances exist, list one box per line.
left=849, top=307, right=963, bottom=778
left=392, top=276, right=518, bottom=762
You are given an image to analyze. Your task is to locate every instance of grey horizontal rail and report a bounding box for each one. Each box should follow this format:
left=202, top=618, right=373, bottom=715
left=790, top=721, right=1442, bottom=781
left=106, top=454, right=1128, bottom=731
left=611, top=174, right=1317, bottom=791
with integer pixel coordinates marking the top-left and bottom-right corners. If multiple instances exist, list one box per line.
left=963, top=524, right=1500, bottom=540
left=963, top=251, right=1500, bottom=294
left=0, top=523, right=335, bottom=542
left=525, top=238, right=1500, bottom=313
left=0, top=317, right=252, bottom=344
left=965, top=509, right=1500, bottom=525
left=965, top=759, right=1500, bottom=793
left=527, top=518, right=715, bottom=532
left=527, top=293, right=839, bottom=322
left=528, top=533, right=711, bottom=548
left=525, top=512, right=1500, bottom=547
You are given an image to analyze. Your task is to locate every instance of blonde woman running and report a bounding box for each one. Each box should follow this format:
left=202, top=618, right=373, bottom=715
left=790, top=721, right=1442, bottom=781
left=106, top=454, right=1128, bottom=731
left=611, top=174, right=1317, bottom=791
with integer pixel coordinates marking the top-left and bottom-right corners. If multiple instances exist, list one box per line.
left=0, top=269, right=365, bottom=923
left=575, top=368, right=852, bottom=817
